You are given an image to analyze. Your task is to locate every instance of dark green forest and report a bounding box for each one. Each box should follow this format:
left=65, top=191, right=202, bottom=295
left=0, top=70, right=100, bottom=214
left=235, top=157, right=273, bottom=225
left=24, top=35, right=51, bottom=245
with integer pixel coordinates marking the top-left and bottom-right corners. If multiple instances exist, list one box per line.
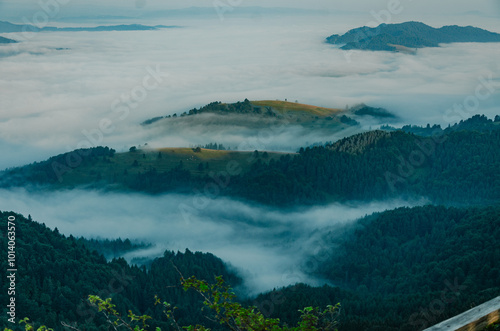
left=253, top=205, right=500, bottom=330
left=0, top=212, right=240, bottom=330
left=1, top=203, right=499, bottom=330
left=237, top=125, right=500, bottom=205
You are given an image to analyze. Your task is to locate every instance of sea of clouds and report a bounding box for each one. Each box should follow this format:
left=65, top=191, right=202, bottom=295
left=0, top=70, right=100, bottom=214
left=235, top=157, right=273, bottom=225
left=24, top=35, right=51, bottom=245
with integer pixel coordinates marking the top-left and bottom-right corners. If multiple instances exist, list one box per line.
left=0, top=11, right=499, bottom=169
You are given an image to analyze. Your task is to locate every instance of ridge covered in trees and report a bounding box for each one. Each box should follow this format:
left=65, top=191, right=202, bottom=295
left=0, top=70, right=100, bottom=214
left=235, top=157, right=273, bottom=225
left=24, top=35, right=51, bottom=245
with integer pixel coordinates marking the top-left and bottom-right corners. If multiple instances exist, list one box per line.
left=252, top=205, right=500, bottom=330
left=2, top=115, right=500, bottom=207
left=0, top=212, right=239, bottom=330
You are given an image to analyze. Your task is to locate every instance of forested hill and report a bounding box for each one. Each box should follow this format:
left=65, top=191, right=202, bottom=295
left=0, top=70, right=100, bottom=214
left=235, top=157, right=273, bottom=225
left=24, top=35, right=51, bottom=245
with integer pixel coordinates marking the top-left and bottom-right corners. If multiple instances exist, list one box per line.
left=383, top=114, right=500, bottom=136
left=141, top=100, right=267, bottom=124
left=0, top=211, right=240, bottom=330
left=140, top=99, right=358, bottom=127
left=326, top=21, right=500, bottom=51
left=234, top=125, right=500, bottom=205
left=321, top=205, right=500, bottom=296
left=2, top=115, right=500, bottom=206
left=2, top=205, right=498, bottom=330
left=254, top=205, right=500, bottom=331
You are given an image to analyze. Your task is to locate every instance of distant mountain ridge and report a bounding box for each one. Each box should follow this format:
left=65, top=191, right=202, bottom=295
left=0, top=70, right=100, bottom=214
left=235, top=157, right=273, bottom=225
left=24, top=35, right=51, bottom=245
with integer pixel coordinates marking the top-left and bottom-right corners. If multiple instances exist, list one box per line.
left=0, top=20, right=178, bottom=33
left=0, top=35, right=17, bottom=43
left=326, top=21, right=500, bottom=52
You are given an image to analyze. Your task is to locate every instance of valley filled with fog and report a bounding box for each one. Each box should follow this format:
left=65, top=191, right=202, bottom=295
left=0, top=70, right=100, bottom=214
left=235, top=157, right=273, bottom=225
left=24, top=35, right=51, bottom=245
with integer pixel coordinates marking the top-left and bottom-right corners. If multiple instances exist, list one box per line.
left=0, top=188, right=426, bottom=295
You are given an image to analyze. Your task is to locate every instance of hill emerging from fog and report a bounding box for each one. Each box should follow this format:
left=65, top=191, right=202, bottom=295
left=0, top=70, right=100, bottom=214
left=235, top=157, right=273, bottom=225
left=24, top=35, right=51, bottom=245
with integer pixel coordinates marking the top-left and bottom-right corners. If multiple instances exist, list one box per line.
left=142, top=99, right=351, bottom=126
left=141, top=99, right=396, bottom=133
left=0, top=20, right=178, bottom=33
left=326, top=21, right=500, bottom=52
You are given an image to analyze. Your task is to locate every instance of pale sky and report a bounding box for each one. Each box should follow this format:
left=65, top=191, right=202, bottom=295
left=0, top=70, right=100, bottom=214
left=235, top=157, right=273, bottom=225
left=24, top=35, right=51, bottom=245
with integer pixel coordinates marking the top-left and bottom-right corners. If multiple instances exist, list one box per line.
left=1, top=0, right=499, bottom=22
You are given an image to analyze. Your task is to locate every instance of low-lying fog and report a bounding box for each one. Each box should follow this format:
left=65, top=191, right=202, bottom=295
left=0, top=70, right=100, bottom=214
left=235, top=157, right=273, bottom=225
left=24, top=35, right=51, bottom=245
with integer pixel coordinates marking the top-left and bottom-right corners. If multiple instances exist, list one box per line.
left=0, top=188, right=426, bottom=295
left=141, top=113, right=366, bottom=152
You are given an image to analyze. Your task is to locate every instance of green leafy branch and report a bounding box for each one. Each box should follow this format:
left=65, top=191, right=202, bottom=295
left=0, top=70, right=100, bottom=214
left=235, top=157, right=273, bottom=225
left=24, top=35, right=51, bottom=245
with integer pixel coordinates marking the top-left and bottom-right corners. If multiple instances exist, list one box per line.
left=87, top=295, right=152, bottom=331
left=4, top=317, right=53, bottom=331
left=170, top=275, right=340, bottom=331
left=5, top=276, right=340, bottom=331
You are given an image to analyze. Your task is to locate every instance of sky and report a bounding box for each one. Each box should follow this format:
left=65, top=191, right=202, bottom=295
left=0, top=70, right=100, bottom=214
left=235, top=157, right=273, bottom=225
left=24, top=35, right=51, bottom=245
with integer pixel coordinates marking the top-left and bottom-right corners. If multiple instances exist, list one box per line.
left=1, top=0, right=499, bottom=19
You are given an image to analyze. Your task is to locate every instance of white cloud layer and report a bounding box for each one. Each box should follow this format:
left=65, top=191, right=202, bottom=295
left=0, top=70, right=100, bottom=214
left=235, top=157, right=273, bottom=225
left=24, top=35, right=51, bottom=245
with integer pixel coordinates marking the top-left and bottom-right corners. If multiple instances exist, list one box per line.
left=0, top=13, right=499, bottom=170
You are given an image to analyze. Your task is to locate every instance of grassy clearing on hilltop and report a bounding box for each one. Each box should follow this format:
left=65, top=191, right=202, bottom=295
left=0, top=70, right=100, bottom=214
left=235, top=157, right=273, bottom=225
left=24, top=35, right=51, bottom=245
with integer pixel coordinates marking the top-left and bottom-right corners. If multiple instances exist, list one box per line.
left=251, top=100, right=342, bottom=117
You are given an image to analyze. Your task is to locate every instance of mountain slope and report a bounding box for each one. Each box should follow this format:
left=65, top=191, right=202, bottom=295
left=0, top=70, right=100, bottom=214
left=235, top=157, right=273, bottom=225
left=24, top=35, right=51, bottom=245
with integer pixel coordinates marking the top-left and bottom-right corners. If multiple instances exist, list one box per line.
left=234, top=123, right=500, bottom=205
left=0, top=211, right=239, bottom=330
left=255, top=205, right=500, bottom=331
left=141, top=99, right=355, bottom=127
left=2, top=205, right=498, bottom=330
left=326, top=21, right=500, bottom=51
left=0, top=146, right=288, bottom=192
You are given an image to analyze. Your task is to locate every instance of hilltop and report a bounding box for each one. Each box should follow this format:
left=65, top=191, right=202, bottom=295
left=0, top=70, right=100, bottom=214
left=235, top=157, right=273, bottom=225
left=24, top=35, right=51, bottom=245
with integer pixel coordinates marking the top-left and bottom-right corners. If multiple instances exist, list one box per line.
left=326, top=21, right=500, bottom=52
left=251, top=100, right=341, bottom=116
left=142, top=99, right=349, bottom=125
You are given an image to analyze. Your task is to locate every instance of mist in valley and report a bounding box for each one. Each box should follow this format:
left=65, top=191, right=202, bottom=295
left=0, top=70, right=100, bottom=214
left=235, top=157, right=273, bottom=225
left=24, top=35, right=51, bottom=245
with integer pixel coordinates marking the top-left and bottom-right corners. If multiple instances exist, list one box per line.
left=0, top=188, right=426, bottom=295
